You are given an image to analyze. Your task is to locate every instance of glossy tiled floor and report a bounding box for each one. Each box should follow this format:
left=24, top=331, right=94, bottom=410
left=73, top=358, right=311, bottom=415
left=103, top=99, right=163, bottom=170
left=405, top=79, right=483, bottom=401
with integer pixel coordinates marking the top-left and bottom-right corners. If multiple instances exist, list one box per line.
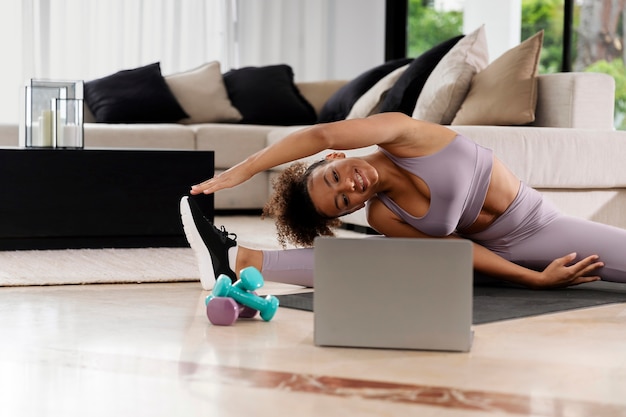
left=1, top=281, right=625, bottom=417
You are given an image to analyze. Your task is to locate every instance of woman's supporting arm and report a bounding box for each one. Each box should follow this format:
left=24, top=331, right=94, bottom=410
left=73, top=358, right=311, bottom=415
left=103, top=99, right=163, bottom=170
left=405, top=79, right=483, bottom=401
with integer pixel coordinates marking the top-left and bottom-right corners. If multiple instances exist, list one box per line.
left=471, top=243, right=602, bottom=289
left=368, top=199, right=603, bottom=289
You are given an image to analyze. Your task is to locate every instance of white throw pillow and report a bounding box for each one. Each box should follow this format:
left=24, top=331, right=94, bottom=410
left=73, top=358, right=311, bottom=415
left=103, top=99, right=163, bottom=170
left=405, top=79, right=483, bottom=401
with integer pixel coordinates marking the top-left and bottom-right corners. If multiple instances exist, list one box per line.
left=165, top=61, right=242, bottom=124
left=412, top=25, right=488, bottom=124
left=346, top=64, right=410, bottom=119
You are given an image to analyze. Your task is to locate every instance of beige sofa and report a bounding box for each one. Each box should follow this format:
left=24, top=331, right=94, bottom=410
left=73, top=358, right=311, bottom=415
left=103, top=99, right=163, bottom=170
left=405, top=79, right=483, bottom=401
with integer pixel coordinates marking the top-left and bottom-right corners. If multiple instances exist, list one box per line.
left=1, top=72, right=625, bottom=231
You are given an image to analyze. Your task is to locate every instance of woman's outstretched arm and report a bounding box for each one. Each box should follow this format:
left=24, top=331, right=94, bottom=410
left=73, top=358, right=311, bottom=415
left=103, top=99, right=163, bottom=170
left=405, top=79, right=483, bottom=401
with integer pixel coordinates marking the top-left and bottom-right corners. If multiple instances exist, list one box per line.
left=190, top=113, right=450, bottom=195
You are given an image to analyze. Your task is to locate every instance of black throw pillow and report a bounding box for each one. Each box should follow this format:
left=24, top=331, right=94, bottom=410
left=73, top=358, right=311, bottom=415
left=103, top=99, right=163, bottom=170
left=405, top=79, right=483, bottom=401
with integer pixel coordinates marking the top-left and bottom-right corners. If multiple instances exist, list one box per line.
left=84, top=62, right=188, bottom=123
left=378, top=35, right=464, bottom=115
left=223, top=65, right=317, bottom=126
left=317, top=58, right=413, bottom=123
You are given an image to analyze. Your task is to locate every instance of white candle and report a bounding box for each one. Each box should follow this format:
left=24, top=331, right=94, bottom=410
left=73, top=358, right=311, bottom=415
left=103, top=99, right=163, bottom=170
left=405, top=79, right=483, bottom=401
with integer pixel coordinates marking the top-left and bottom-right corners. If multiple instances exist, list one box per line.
left=56, top=115, right=65, bottom=146
left=62, top=124, right=82, bottom=148
left=39, top=110, right=53, bottom=147
left=32, top=120, right=40, bottom=147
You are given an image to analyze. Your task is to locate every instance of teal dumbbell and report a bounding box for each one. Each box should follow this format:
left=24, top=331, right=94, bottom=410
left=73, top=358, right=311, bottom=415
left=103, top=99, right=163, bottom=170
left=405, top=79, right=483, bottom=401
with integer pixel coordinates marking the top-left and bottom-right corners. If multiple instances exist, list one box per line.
left=212, top=267, right=279, bottom=321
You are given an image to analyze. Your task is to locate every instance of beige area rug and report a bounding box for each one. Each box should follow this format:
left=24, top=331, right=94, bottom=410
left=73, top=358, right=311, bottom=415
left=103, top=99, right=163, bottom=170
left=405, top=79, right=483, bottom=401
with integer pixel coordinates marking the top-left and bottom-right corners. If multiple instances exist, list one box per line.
left=0, top=215, right=364, bottom=287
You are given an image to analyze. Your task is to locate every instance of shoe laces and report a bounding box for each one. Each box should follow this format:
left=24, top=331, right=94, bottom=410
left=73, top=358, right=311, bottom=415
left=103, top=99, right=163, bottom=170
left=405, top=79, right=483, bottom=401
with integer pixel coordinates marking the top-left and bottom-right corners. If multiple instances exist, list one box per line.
left=218, top=225, right=237, bottom=242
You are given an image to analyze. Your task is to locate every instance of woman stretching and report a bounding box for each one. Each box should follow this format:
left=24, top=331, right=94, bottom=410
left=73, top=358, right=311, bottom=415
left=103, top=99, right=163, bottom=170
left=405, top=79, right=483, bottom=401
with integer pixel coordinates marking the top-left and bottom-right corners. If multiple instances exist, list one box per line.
left=180, top=112, right=626, bottom=290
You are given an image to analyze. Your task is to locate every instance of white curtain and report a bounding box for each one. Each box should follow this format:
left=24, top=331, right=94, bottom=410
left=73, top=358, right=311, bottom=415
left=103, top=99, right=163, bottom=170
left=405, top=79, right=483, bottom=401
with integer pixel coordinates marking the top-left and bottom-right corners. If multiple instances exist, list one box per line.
left=234, top=0, right=330, bottom=81
left=22, top=0, right=233, bottom=79
left=0, top=0, right=332, bottom=123
left=23, top=0, right=331, bottom=85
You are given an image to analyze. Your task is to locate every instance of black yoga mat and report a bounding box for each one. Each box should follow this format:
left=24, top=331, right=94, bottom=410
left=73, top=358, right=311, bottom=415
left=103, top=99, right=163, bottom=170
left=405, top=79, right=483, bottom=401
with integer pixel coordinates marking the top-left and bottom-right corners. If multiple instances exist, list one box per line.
left=276, top=281, right=626, bottom=325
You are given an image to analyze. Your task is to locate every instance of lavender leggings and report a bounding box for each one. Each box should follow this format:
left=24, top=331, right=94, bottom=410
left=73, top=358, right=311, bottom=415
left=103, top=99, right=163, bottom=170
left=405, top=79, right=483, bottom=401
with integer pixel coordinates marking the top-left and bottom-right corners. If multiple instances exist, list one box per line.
left=261, top=183, right=626, bottom=286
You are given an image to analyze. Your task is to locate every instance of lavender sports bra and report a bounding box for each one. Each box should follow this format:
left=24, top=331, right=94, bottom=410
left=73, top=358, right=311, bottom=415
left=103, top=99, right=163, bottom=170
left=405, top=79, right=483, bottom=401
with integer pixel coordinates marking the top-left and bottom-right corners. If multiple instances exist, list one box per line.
left=375, top=134, right=493, bottom=236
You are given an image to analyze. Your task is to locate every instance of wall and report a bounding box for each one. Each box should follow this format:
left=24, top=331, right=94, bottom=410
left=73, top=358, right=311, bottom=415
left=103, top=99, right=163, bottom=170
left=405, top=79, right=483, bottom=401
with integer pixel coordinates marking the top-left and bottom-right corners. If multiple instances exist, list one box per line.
left=463, top=0, right=521, bottom=61
left=325, top=0, right=386, bottom=80
left=234, top=0, right=385, bottom=82
left=0, top=1, right=23, bottom=125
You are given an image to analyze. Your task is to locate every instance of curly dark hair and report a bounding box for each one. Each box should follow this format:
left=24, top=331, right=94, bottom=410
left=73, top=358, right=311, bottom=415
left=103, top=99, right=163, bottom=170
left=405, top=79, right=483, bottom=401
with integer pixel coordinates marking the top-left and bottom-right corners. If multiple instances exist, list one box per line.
left=263, top=160, right=342, bottom=248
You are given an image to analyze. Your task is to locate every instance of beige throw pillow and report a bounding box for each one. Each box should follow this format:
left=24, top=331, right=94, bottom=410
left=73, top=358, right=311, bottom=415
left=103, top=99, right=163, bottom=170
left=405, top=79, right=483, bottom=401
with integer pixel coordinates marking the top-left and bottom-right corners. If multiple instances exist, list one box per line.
left=412, top=25, right=488, bottom=124
left=165, top=61, right=242, bottom=124
left=451, top=30, right=544, bottom=126
left=346, top=64, right=410, bottom=119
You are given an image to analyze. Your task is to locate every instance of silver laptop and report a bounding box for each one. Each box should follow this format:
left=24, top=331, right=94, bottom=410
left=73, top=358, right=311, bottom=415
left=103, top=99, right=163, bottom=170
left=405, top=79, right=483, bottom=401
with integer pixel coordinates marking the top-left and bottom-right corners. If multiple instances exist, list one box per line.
left=314, top=237, right=473, bottom=352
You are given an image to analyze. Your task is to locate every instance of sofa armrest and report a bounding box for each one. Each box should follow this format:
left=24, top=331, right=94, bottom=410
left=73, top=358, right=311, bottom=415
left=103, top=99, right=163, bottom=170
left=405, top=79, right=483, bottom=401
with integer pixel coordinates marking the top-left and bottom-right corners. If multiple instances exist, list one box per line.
left=532, top=72, right=615, bottom=129
left=296, top=80, right=348, bottom=115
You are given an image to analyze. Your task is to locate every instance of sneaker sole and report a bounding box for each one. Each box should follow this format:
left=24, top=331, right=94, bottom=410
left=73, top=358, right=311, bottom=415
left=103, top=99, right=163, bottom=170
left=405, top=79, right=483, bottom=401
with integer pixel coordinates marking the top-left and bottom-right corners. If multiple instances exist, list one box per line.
left=180, top=196, right=217, bottom=290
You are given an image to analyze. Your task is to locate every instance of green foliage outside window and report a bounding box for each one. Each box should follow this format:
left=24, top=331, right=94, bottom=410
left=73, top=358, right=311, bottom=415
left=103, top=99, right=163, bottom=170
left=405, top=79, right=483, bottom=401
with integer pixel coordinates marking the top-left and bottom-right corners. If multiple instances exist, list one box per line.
left=521, top=0, right=568, bottom=73
left=407, top=0, right=625, bottom=129
left=586, top=59, right=626, bottom=130
left=407, top=0, right=462, bottom=58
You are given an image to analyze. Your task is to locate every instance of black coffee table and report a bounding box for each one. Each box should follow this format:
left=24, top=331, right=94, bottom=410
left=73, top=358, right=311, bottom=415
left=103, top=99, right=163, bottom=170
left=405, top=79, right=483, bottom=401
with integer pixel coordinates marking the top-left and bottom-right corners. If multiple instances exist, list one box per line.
left=0, top=148, right=214, bottom=250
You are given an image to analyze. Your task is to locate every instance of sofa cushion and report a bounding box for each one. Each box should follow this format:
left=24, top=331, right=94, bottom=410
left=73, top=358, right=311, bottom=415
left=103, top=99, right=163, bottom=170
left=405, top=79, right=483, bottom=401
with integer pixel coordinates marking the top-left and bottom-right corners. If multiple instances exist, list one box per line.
left=223, top=65, right=316, bottom=126
left=378, top=35, right=464, bottom=115
left=346, top=64, right=410, bottom=119
left=165, top=61, right=242, bottom=124
left=452, top=125, right=626, bottom=188
left=84, top=62, right=188, bottom=124
left=452, top=31, right=544, bottom=126
left=83, top=123, right=195, bottom=149
left=214, top=169, right=271, bottom=210
left=317, top=58, right=413, bottom=123
left=413, top=25, right=488, bottom=124
left=193, top=123, right=276, bottom=168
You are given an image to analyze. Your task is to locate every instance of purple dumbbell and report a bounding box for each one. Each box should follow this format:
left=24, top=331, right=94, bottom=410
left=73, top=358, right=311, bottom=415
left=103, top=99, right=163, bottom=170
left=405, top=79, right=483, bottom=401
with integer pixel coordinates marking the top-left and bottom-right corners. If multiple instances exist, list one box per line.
left=205, top=295, right=258, bottom=326
left=212, top=267, right=279, bottom=321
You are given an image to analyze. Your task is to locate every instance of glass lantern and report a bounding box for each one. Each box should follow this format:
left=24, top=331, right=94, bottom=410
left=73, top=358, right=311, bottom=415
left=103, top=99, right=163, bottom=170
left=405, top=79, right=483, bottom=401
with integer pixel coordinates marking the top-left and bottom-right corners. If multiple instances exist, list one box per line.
left=22, top=79, right=84, bottom=149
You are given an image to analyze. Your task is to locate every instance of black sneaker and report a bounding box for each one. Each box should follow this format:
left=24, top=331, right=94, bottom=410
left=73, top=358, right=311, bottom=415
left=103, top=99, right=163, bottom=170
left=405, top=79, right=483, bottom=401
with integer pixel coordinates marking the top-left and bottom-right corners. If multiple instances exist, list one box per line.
left=180, top=196, right=237, bottom=290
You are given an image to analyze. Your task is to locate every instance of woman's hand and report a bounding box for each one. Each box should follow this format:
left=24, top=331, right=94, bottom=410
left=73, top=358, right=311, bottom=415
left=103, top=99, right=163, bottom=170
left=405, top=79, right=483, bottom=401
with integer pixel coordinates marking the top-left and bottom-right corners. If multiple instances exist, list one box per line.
left=532, top=252, right=604, bottom=289
left=190, top=166, right=253, bottom=195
